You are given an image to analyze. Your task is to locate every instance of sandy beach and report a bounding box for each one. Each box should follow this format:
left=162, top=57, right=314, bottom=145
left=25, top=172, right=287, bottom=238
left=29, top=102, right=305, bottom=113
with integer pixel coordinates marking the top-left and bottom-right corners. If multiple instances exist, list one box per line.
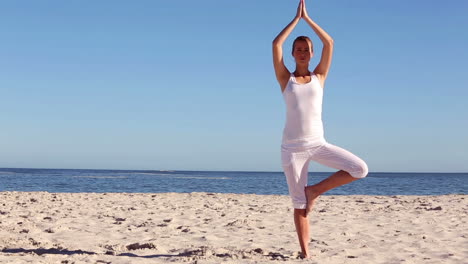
left=0, top=192, right=466, bottom=263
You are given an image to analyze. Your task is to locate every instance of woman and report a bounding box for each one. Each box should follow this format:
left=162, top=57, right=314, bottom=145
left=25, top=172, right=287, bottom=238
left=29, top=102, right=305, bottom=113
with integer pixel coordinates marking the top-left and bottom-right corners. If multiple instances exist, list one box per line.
left=272, top=0, right=369, bottom=258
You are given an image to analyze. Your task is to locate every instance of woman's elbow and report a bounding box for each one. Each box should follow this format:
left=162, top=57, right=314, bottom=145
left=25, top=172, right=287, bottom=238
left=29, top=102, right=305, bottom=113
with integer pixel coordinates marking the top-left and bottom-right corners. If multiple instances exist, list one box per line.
left=272, top=38, right=280, bottom=47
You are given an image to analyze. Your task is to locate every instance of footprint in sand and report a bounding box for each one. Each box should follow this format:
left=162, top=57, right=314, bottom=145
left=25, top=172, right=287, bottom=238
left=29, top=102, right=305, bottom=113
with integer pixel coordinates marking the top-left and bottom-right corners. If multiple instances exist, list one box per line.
left=126, top=242, right=157, bottom=250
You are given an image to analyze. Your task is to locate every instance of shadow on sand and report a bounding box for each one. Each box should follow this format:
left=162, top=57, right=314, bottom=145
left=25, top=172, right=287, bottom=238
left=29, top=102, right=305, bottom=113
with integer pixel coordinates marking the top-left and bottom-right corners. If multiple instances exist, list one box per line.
left=2, top=247, right=96, bottom=256
left=1, top=247, right=181, bottom=258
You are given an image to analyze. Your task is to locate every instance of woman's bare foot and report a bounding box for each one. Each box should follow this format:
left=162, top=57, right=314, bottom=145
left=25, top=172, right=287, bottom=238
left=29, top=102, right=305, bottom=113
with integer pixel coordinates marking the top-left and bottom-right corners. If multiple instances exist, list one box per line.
left=305, top=186, right=321, bottom=215
left=299, top=251, right=311, bottom=259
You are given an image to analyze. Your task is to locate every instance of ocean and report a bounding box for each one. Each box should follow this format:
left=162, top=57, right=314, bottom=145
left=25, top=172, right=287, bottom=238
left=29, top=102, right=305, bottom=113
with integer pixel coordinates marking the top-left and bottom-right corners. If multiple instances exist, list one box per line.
left=0, top=168, right=466, bottom=195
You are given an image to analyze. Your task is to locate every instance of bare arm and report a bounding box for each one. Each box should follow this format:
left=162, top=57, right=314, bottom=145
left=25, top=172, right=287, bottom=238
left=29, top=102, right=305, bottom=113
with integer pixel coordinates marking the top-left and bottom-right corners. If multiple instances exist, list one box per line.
left=272, top=0, right=302, bottom=92
left=302, top=1, right=334, bottom=86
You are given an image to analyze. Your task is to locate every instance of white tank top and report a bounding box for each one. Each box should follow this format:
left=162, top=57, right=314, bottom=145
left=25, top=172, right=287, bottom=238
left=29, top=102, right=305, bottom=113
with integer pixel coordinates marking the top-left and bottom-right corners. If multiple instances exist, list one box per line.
left=282, top=73, right=325, bottom=147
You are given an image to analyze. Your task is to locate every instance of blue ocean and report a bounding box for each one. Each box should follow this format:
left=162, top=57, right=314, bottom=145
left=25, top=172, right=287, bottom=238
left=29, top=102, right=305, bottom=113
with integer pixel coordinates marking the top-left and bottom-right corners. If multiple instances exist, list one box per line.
left=0, top=168, right=466, bottom=195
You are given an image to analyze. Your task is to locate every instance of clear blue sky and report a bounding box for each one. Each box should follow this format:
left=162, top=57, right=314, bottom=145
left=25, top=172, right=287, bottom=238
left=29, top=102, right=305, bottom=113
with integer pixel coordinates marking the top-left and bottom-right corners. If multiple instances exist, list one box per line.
left=1, top=0, right=467, bottom=172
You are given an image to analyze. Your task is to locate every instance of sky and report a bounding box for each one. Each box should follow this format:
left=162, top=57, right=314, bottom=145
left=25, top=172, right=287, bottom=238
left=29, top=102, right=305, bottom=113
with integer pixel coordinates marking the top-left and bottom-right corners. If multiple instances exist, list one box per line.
left=1, top=0, right=467, bottom=172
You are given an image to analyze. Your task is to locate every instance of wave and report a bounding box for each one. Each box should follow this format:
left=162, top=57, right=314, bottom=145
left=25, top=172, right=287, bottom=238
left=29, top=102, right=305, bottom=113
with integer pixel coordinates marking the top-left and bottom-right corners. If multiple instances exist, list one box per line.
left=132, top=173, right=230, bottom=180
left=171, top=176, right=230, bottom=180
left=72, top=176, right=128, bottom=179
left=0, top=172, right=16, bottom=175
left=71, top=174, right=229, bottom=180
left=133, top=173, right=171, bottom=176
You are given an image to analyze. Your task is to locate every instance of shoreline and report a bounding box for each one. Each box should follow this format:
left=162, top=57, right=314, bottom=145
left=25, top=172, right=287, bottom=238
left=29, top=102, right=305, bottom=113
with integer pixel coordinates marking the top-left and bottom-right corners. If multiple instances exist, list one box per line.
left=1, top=192, right=466, bottom=263
left=2, top=191, right=466, bottom=196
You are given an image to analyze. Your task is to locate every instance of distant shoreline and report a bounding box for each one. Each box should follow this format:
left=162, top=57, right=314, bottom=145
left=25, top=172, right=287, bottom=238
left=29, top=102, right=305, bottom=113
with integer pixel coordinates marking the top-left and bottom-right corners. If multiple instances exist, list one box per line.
left=1, top=167, right=467, bottom=174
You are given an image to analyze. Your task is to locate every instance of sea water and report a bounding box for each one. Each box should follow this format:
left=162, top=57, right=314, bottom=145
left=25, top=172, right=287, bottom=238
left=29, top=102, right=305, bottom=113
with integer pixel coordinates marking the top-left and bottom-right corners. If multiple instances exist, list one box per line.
left=0, top=168, right=466, bottom=195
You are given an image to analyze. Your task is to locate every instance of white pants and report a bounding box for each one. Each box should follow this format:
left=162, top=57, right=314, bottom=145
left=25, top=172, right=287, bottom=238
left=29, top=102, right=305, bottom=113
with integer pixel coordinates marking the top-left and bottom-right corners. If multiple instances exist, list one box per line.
left=281, top=142, right=368, bottom=209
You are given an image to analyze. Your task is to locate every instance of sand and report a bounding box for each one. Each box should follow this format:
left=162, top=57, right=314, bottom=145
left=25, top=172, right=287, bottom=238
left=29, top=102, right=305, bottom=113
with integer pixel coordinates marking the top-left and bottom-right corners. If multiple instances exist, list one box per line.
left=0, top=192, right=466, bottom=263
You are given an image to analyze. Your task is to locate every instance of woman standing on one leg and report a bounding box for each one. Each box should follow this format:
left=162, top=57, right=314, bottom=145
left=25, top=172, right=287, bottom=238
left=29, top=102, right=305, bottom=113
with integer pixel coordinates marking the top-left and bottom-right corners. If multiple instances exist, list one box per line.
left=272, top=0, right=369, bottom=258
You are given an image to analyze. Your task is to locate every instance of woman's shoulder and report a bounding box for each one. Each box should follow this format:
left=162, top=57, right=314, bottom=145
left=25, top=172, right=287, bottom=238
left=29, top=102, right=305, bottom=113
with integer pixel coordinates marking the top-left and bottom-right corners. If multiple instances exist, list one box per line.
left=312, top=72, right=326, bottom=88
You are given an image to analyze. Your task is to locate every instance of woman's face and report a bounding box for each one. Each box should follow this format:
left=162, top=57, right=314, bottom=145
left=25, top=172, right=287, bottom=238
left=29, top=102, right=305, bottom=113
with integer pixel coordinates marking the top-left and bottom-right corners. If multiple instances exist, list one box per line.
left=292, top=40, right=313, bottom=64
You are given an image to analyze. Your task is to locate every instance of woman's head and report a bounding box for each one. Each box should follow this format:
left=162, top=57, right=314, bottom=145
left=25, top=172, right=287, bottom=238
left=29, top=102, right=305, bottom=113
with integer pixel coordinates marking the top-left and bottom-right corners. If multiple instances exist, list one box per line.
left=292, top=36, right=313, bottom=65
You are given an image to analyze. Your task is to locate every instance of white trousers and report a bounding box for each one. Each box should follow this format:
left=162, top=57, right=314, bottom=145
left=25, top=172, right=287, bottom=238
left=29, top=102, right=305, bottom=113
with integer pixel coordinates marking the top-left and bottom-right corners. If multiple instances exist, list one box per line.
left=281, top=142, right=368, bottom=209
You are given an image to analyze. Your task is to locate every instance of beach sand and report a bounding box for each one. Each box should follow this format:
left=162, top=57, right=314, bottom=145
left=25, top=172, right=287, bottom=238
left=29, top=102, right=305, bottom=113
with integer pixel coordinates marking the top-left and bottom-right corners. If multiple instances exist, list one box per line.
left=0, top=192, right=466, bottom=263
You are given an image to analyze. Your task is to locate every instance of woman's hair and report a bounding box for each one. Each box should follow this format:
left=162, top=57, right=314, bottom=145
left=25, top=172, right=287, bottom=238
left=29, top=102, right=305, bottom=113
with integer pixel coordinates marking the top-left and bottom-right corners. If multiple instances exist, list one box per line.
left=292, top=36, right=313, bottom=54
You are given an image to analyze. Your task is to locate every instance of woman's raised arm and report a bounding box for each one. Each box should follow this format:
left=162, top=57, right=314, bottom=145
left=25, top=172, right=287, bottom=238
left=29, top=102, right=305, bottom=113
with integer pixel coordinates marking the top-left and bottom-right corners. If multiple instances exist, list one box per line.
left=302, top=0, right=334, bottom=85
left=272, top=0, right=303, bottom=92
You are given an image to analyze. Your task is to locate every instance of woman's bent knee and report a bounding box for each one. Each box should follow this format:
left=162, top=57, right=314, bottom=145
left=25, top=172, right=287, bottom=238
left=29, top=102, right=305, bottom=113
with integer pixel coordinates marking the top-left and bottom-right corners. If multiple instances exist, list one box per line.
left=349, top=161, right=369, bottom=179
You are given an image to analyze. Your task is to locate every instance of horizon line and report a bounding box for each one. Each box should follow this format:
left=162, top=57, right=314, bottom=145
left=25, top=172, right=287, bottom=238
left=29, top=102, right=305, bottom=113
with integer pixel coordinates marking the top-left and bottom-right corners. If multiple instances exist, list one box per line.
left=0, top=167, right=467, bottom=174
